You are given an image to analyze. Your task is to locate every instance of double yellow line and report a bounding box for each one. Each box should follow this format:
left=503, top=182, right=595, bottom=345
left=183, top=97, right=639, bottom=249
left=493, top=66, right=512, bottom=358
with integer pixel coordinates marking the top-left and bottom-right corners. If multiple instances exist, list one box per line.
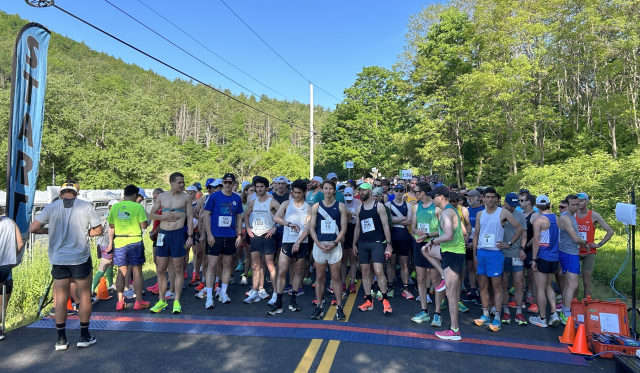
left=294, top=281, right=362, bottom=373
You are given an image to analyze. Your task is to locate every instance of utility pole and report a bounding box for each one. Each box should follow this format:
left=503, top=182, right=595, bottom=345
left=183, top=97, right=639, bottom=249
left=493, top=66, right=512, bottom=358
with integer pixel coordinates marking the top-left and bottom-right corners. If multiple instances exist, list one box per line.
left=310, top=83, right=314, bottom=179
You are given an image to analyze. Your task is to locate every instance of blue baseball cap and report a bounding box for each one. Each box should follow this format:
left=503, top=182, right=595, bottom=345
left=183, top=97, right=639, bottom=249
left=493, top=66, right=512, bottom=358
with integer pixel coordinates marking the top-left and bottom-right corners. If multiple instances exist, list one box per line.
left=137, top=187, right=148, bottom=199
left=505, top=192, right=519, bottom=207
left=205, top=178, right=215, bottom=187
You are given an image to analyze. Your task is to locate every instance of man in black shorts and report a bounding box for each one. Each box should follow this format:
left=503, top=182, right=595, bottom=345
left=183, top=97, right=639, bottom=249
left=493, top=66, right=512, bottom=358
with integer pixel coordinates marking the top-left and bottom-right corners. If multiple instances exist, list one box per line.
left=386, top=184, right=414, bottom=299
left=29, top=180, right=102, bottom=351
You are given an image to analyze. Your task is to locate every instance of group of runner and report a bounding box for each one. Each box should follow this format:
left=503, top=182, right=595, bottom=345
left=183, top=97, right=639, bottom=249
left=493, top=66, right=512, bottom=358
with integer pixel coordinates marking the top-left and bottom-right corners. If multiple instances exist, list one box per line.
left=0, top=173, right=614, bottom=349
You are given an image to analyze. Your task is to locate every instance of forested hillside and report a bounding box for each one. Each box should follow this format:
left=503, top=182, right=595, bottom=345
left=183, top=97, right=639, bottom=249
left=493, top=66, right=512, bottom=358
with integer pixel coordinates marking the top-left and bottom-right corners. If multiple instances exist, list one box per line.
left=0, top=11, right=331, bottom=188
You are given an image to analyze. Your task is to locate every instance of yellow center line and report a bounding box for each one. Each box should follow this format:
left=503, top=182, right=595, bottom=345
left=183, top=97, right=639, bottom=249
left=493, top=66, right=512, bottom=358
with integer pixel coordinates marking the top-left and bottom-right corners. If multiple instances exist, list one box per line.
left=294, top=281, right=362, bottom=373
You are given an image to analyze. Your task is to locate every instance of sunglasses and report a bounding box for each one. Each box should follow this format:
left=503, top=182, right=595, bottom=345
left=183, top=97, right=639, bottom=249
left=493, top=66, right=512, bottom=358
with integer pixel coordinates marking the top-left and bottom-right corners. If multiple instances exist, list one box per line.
left=559, top=205, right=567, bottom=209
left=223, top=181, right=233, bottom=185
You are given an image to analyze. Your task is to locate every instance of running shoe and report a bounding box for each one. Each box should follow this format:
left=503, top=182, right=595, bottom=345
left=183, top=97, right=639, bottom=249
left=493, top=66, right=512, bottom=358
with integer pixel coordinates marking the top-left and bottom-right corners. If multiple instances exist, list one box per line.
left=219, top=292, right=231, bottom=304
left=383, top=299, right=392, bottom=315
left=184, top=270, right=188, bottom=279
left=331, top=296, right=337, bottom=306
left=508, top=286, right=515, bottom=295
left=267, top=305, right=283, bottom=315
left=195, top=282, right=205, bottom=292
left=77, top=335, right=97, bottom=348
left=195, top=289, right=206, bottom=299
left=310, top=307, right=324, bottom=320
left=435, top=329, right=461, bottom=341
left=343, top=283, right=347, bottom=295
left=556, top=302, right=563, bottom=311
left=463, top=290, right=478, bottom=302
left=501, top=312, right=511, bottom=324
left=247, top=270, right=252, bottom=277
left=328, top=285, right=334, bottom=294
left=515, top=313, right=527, bottom=325
left=107, top=284, right=117, bottom=292
left=508, top=301, right=518, bottom=309
left=559, top=312, right=568, bottom=325
left=165, top=291, right=175, bottom=300
left=349, top=283, right=356, bottom=293
left=402, top=289, right=414, bottom=300
left=116, top=301, right=126, bottom=311
left=441, top=299, right=447, bottom=309
left=268, top=295, right=277, bottom=306
left=124, top=289, right=135, bottom=299
left=336, top=306, right=346, bottom=321
left=55, top=339, right=69, bottom=351
left=408, top=278, right=415, bottom=286
left=312, top=298, right=325, bottom=306
left=527, top=303, right=539, bottom=313
left=146, top=283, right=159, bottom=294
left=488, top=318, right=501, bottom=332
left=172, top=300, right=182, bottom=314
left=411, top=311, right=430, bottom=323
left=258, top=289, right=270, bottom=299
left=91, top=297, right=99, bottom=305
left=410, top=271, right=416, bottom=280
left=474, top=315, right=491, bottom=326
left=229, top=276, right=235, bottom=284
left=375, top=291, right=383, bottom=301
left=525, top=294, right=534, bottom=304
left=284, top=284, right=293, bottom=292
left=150, top=300, right=168, bottom=313
left=529, top=315, right=547, bottom=327
left=358, top=299, right=374, bottom=312
left=549, top=313, right=561, bottom=327
left=244, top=290, right=261, bottom=303
left=303, top=277, right=312, bottom=286
left=458, top=301, right=469, bottom=313
left=240, top=276, right=248, bottom=286
left=289, top=300, right=301, bottom=312
left=189, top=276, right=201, bottom=286
left=205, top=297, right=214, bottom=309
left=235, top=262, right=244, bottom=272
left=427, top=294, right=433, bottom=304
left=388, top=288, right=394, bottom=298
left=431, top=313, right=442, bottom=327
left=134, top=300, right=150, bottom=310
left=435, top=279, right=446, bottom=292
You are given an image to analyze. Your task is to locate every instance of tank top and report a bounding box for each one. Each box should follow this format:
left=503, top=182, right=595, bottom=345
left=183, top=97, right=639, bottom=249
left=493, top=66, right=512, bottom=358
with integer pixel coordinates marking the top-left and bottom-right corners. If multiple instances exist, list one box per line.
left=524, top=211, right=535, bottom=251
left=559, top=211, right=580, bottom=255
left=0, top=217, right=18, bottom=266
left=539, top=213, right=560, bottom=261
left=439, top=204, right=465, bottom=254
left=306, top=191, right=318, bottom=206
left=273, top=192, right=290, bottom=205
left=389, top=201, right=411, bottom=240
left=283, top=200, right=309, bottom=244
left=358, top=202, right=384, bottom=242
left=251, top=197, right=274, bottom=236
left=467, top=205, right=485, bottom=243
left=344, top=199, right=358, bottom=224
left=575, top=210, right=596, bottom=254
left=477, top=207, right=504, bottom=251
left=315, top=200, right=341, bottom=242
left=415, top=201, right=439, bottom=238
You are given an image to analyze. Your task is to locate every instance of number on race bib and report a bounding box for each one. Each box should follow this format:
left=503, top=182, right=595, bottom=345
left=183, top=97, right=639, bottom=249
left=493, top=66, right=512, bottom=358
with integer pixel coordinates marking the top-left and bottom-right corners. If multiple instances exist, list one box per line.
left=579, top=232, right=587, bottom=241
left=483, top=234, right=496, bottom=248
left=417, top=223, right=430, bottom=233
left=219, top=216, right=232, bottom=228
left=361, top=218, right=375, bottom=233
left=253, top=217, right=264, bottom=226
left=157, top=233, right=165, bottom=247
left=512, top=257, right=523, bottom=266
left=321, top=219, right=336, bottom=235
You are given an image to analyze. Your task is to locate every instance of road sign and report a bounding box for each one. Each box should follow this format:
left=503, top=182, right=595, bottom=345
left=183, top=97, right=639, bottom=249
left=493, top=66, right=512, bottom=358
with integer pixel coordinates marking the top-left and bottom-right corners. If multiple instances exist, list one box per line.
left=372, top=167, right=378, bottom=173
left=401, top=169, right=412, bottom=180
left=344, top=161, right=354, bottom=169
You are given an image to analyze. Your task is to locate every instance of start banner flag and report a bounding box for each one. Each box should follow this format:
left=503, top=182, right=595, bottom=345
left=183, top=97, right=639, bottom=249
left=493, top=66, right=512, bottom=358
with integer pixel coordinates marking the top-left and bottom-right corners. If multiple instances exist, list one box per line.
left=6, top=22, right=51, bottom=260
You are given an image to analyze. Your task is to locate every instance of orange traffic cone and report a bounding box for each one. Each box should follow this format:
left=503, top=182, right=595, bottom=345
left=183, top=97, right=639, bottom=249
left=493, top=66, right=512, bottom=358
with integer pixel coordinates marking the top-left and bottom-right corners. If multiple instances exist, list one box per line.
left=97, top=277, right=112, bottom=300
left=66, top=297, right=74, bottom=311
left=568, top=324, right=592, bottom=355
left=559, top=316, right=576, bottom=344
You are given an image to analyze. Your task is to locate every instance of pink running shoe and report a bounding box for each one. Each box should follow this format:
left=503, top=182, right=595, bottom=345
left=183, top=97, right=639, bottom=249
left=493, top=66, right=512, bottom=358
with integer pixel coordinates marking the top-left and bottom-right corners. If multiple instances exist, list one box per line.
left=435, top=279, right=446, bottom=292
left=134, top=300, right=150, bottom=310
left=435, top=329, right=461, bottom=341
left=147, top=283, right=159, bottom=294
left=349, top=283, right=356, bottom=294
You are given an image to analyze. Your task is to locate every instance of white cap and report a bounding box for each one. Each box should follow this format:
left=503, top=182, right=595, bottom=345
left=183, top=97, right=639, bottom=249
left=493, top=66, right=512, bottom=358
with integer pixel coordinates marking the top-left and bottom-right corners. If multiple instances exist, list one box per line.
left=108, top=199, right=118, bottom=206
left=213, top=179, right=223, bottom=187
left=356, top=180, right=363, bottom=185
left=274, top=176, right=287, bottom=183
left=327, top=172, right=338, bottom=180
left=344, top=187, right=354, bottom=200
left=241, top=181, right=250, bottom=190
left=536, top=195, right=550, bottom=205
left=186, top=185, right=198, bottom=192
left=312, top=176, right=323, bottom=183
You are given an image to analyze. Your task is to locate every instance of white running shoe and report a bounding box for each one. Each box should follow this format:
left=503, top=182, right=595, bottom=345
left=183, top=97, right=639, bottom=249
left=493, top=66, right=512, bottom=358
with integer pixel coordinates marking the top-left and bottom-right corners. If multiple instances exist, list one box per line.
left=529, top=315, right=548, bottom=327
left=268, top=296, right=277, bottom=306
left=165, top=291, right=175, bottom=300
left=244, top=290, right=261, bottom=303
left=205, top=297, right=215, bottom=309
left=107, top=285, right=117, bottom=292
left=124, top=289, right=136, bottom=299
left=219, top=292, right=231, bottom=304
left=258, top=289, right=269, bottom=299
left=195, top=289, right=206, bottom=299
left=549, top=313, right=561, bottom=327
left=240, top=276, right=248, bottom=286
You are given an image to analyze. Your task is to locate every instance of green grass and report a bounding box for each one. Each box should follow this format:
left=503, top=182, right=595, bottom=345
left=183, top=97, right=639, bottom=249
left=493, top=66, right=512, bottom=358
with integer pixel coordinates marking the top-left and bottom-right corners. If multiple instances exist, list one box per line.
left=4, top=236, right=158, bottom=332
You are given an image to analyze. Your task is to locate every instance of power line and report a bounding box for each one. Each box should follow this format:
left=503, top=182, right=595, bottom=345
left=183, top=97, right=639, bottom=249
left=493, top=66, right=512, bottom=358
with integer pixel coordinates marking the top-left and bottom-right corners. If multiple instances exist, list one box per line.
left=219, top=0, right=343, bottom=103
left=135, top=0, right=291, bottom=101
left=52, top=4, right=319, bottom=137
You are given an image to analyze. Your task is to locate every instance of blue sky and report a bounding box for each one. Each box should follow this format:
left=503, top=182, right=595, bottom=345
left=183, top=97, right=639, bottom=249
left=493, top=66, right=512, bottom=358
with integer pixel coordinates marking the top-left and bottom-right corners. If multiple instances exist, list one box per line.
left=2, top=0, right=431, bottom=109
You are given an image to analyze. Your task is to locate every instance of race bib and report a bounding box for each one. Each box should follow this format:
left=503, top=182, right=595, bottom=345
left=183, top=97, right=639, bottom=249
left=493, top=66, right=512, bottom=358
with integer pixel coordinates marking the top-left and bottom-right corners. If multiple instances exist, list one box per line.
left=157, top=233, right=165, bottom=246
left=219, top=216, right=232, bottom=228
left=512, top=257, right=523, bottom=266
left=253, top=217, right=265, bottom=227
left=579, top=232, right=587, bottom=241
left=417, top=223, right=430, bottom=233
left=361, top=218, right=375, bottom=233
left=482, top=233, right=496, bottom=248
left=321, top=219, right=336, bottom=234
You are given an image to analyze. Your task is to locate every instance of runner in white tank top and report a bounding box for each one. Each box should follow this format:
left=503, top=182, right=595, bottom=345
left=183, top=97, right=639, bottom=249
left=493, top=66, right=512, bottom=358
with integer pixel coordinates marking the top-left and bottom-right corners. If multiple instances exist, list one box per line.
left=251, top=197, right=275, bottom=236
left=477, top=207, right=504, bottom=250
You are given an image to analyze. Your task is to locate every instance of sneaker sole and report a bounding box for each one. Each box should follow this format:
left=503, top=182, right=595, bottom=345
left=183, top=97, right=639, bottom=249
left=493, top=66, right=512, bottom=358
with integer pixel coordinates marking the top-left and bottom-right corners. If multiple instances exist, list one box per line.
left=488, top=325, right=501, bottom=332
left=473, top=320, right=490, bottom=326
left=310, top=313, right=325, bottom=320
left=289, top=306, right=301, bottom=312
left=436, top=335, right=462, bottom=341
left=435, top=286, right=446, bottom=292
left=206, top=305, right=215, bottom=309
left=358, top=307, right=373, bottom=312
left=267, top=309, right=283, bottom=315
left=77, top=339, right=96, bottom=348
left=55, top=343, right=69, bottom=351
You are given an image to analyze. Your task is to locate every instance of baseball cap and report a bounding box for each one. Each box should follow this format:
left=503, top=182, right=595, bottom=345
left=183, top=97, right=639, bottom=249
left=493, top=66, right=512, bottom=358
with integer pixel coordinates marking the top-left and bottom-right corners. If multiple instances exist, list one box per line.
left=222, top=173, right=236, bottom=181
left=108, top=199, right=118, bottom=206
left=467, top=189, right=481, bottom=197
left=356, top=180, right=363, bottom=186
left=274, top=176, right=286, bottom=183
left=536, top=195, right=550, bottom=205
left=372, top=187, right=384, bottom=196
left=359, top=182, right=372, bottom=190
left=393, top=184, right=405, bottom=190
left=505, top=192, right=519, bottom=207
left=60, top=181, right=79, bottom=193
left=344, top=187, right=354, bottom=200
left=518, top=188, right=530, bottom=195
left=434, top=182, right=445, bottom=188
left=327, top=172, right=338, bottom=180
left=137, top=187, right=148, bottom=198
left=427, top=185, right=450, bottom=198
left=205, top=178, right=215, bottom=187
left=193, top=182, right=202, bottom=191
left=241, top=181, right=250, bottom=190
left=577, top=192, right=589, bottom=201
left=186, top=185, right=198, bottom=193
left=312, top=176, right=323, bottom=183
left=338, top=183, right=346, bottom=190
left=213, top=179, right=223, bottom=187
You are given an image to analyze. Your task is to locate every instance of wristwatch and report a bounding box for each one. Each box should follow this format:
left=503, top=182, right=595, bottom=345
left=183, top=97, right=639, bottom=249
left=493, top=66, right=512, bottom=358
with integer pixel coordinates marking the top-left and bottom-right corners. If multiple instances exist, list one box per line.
left=426, top=232, right=430, bottom=239
left=507, top=241, right=512, bottom=246
left=332, top=241, right=338, bottom=246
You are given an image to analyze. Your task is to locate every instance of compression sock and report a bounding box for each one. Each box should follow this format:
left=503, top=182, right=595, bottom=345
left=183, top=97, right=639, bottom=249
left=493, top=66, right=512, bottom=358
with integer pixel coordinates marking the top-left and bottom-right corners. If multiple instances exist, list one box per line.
left=366, top=294, right=372, bottom=302
left=56, top=323, right=66, bottom=341
left=291, top=292, right=297, bottom=302
left=276, top=293, right=283, bottom=308
left=91, top=271, right=104, bottom=292
left=382, top=292, right=388, bottom=300
left=80, top=322, right=90, bottom=338
left=483, top=307, right=490, bottom=317
left=105, top=266, right=114, bottom=286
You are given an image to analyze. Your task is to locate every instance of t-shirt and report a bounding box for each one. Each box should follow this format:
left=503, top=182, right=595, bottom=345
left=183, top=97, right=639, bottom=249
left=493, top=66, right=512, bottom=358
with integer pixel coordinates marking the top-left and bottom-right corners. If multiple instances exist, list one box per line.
left=36, top=198, right=100, bottom=266
left=313, top=191, right=345, bottom=204
left=96, top=212, right=110, bottom=248
left=204, top=191, right=244, bottom=237
left=502, top=210, right=526, bottom=257
left=107, top=201, right=147, bottom=247
left=0, top=217, right=18, bottom=267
